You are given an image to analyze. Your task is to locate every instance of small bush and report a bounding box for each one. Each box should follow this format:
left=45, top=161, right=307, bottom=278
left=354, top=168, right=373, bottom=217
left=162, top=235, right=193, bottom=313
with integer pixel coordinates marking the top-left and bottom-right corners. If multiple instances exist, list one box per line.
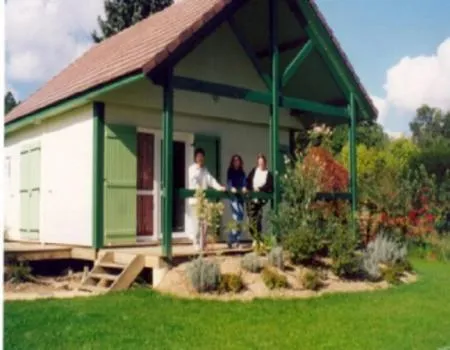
left=300, top=269, right=323, bottom=291
left=381, top=265, right=403, bottom=285
left=186, top=257, right=220, bottom=292
left=367, top=234, right=407, bottom=265
left=268, top=247, right=284, bottom=270
left=330, top=226, right=362, bottom=278
left=219, top=273, right=244, bottom=293
left=282, top=226, right=319, bottom=264
left=395, top=259, right=413, bottom=272
left=261, top=267, right=288, bottom=289
left=241, top=252, right=263, bottom=273
left=362, top=234, right=409, bottom=280
left=5, top=261, right=32, bottom=283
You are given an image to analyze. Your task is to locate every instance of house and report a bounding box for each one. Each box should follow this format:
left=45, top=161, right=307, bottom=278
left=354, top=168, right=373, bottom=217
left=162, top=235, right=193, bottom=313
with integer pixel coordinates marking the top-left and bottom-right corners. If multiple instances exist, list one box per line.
left=4, top=0, right=377, bottom=259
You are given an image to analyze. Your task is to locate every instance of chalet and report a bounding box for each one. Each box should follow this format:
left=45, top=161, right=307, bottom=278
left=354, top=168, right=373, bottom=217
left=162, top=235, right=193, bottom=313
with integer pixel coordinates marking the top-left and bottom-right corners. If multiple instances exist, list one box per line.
left=4, top=0, right=376, bottom=260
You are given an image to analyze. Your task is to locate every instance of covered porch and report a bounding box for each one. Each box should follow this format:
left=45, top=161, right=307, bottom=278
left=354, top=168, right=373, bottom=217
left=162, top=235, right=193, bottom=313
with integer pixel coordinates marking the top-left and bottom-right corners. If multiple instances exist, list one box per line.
left=92, top=0, right=376, bottom=258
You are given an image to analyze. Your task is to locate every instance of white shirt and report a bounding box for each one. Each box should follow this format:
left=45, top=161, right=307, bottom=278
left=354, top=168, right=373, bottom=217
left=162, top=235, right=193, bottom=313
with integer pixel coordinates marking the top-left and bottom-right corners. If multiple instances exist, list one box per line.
left=188, top=163, right=222, bottom=204
left=253, top=168, right=268, bottom=190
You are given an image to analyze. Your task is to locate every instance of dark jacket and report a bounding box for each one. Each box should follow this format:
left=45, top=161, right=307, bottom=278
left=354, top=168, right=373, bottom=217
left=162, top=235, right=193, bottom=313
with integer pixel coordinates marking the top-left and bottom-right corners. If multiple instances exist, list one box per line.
left=227, top=168, right=246, bottom=190
left=246, top=167, right=274, bottom=193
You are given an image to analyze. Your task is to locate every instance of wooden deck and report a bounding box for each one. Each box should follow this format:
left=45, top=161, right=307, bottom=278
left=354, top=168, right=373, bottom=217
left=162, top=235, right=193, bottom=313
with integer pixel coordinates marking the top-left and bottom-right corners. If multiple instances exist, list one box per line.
left=4, top=241, right=252, bottom=268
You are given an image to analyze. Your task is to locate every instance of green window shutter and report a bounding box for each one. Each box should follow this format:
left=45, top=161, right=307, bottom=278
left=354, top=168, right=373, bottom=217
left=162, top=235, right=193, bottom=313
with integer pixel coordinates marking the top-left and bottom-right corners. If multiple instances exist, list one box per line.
left=193, top=134, right=221, bottom=181
left=20, top=142, right=41, bottom=240
left=19, top=145, right=30, bottom=238
left=104, top=124, right=137, bottom=245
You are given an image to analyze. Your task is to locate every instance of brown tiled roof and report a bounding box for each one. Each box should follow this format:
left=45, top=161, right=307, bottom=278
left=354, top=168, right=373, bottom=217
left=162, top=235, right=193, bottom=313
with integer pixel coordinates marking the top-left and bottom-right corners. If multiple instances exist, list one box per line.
left=5, top=0, right=376, bottom=124
left=5, top=0, right=232, bottom=123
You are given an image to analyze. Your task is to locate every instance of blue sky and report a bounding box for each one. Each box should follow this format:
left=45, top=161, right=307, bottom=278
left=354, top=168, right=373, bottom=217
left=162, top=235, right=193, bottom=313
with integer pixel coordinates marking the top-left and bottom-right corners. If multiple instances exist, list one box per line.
left=316, top=0, right=450, bottom=134
left=5, top=0, right=450, bottom=135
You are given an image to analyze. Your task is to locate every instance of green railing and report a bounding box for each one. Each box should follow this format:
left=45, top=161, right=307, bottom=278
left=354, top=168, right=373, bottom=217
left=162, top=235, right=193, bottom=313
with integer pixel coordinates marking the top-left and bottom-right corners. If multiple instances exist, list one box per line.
left=175, top=189, right=352, bottom=202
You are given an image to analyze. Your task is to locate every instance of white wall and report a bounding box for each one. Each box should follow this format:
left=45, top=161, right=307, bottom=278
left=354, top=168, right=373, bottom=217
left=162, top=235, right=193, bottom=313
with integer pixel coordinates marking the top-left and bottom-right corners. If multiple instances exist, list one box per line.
left=4, top=105, right=93, bottom=246
left=106, top=103, right=289, bottom=240
left=99, top=20, right=303, bottom=241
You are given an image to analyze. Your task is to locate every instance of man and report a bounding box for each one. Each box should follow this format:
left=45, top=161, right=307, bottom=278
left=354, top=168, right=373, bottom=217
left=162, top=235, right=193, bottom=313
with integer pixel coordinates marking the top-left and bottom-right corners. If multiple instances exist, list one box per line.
left=187, top=148, right=225, bottom=251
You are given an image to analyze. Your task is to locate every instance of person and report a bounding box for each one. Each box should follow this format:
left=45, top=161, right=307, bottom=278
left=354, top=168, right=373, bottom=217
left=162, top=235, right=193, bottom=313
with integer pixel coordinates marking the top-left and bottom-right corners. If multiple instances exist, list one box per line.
left=187, top=147, right=225, bottom=251
left=226, top=154, right=247, bottom=248
left=246, top=153, right=273, bottom=246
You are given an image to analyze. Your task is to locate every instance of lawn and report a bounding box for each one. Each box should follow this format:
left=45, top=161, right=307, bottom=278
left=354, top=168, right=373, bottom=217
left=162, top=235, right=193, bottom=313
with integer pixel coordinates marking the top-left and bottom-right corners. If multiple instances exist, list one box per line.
left=4, top=260, right=450, bottom=350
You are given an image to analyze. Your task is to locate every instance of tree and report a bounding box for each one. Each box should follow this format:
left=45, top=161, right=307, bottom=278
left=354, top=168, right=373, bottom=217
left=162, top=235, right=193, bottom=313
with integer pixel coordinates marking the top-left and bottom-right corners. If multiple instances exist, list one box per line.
left=409, top=105, right=450, bottom=147
left=331, top=121, right=388, bottom=155
left=4, top=91, right=19, bottom=115
left=92, top=0, right=173, bottom=43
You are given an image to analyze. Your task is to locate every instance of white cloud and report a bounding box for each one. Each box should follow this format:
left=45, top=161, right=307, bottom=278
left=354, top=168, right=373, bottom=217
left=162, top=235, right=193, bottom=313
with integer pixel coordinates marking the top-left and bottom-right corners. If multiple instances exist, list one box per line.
left=370, top=95, right=389, bottom=124
left=5, top=0, right=104, bottom=83
left=384, top=38, right=450, bottom=111
left=374, top=38, right=450, bottom=129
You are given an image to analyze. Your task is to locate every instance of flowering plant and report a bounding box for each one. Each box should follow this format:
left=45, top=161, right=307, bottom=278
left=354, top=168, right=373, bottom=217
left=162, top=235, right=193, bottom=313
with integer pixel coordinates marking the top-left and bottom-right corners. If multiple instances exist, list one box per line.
left=194, top=188, right=225, bottom=251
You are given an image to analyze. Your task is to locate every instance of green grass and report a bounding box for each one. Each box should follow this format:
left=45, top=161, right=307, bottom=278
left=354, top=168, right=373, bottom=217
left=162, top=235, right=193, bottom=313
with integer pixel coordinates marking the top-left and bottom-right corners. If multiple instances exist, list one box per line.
left=5, top=260, right=450, bottom=350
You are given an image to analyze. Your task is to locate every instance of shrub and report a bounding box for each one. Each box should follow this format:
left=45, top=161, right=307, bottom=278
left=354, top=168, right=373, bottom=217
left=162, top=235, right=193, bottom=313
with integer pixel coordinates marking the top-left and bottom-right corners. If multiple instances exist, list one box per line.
left=268, top=247, right=284, bottom=270
left=362, top=234, right=409, bottom=280
left=300, top=269, right=323, bottom=291
left=219, top=273, right=243, bottom=293
left=261, top=267, right=288, bottom=289
left=282, top=225, right=319, bottom=264
left=5, top=260, right=32, bottom=283
left=381, top=265, right=403, bottom=285
left=186, top=257, right=220, bottom=292
left=241, top=252, right=263, bottom=273
left=366, top=234, right=407, bottom=265
left=329, top=225, right=362, bottom=278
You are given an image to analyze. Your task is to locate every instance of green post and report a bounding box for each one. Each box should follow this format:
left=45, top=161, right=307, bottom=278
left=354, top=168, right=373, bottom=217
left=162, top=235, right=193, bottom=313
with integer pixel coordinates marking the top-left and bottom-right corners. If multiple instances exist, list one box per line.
left=92, top=101, right=105, bottom=249
left=269, top=0, right=280, bottom=212
left=349, top=93, right=358, bottom=223
left=162, top=68, right=174, bottom=259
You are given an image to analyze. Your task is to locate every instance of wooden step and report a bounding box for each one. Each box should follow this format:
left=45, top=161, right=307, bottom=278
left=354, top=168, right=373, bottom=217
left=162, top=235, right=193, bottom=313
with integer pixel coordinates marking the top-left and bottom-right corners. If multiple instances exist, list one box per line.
left=79, top=252, right=145, bottom=294
left=90, top=273, right=119, bottom=281
left=97, top=261, right=125, bottom=269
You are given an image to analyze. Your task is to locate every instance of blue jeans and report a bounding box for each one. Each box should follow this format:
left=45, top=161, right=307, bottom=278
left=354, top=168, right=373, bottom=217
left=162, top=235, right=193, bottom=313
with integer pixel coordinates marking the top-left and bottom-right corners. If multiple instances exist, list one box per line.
left=229, top=200, right=244, bottom=246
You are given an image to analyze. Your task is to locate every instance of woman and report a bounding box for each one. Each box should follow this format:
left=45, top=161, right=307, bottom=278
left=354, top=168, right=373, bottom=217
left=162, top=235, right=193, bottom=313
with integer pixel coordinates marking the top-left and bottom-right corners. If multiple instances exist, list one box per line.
left=246, top=153, right=273, bottom=246
left=226, top=154, right=247, bottom=248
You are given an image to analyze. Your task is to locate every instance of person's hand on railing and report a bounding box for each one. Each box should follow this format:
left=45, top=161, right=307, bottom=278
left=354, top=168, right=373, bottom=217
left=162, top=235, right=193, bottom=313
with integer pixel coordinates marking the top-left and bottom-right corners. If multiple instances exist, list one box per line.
left=254, top=187, right=260, bottom=192
left=242, top=187, right=248, bottom=194
left=231, top=187, right=237, bottom=193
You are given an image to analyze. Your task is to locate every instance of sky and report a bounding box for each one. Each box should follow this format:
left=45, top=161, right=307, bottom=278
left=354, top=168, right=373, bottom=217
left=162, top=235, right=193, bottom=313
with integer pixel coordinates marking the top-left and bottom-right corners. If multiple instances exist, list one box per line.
left=4, top=0, right=450, bottom=136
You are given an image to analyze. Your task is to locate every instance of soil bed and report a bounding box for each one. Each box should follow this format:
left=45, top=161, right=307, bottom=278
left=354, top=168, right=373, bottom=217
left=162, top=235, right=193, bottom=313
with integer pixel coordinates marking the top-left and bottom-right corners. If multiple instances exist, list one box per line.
left=155, top=255, right=417, bottom=301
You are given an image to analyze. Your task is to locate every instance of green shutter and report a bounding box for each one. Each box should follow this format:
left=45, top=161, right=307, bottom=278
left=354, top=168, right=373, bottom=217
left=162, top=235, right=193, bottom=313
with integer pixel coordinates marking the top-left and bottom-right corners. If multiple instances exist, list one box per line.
left=193, top=134, right=221, bottom=181
left=20, top=142, right=40, bottom=240
left=104, top=124, right=137, bottom=245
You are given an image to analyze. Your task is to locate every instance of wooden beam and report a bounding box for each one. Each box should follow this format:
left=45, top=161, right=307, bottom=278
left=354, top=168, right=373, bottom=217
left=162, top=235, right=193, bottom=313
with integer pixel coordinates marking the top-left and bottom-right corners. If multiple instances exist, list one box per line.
left=282, top=40, right=313, bottom=87
left=256, top=37, right=309, bottom=58
left=165, top=76, right=348, bottom=118
left=228, top=17, right=271, bottom=90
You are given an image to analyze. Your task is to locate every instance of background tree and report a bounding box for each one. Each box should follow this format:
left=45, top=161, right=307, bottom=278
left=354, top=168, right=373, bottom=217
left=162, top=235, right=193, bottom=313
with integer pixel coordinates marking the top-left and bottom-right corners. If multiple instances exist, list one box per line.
left=409, top=105, right=450, bottom=181
left=330, top=121, right=388, bottom=155
left=4, top=91, right=19, bottom=115
left=409, top=105, right=450, bottom=147
left=92, top=0, right=173, bottom=43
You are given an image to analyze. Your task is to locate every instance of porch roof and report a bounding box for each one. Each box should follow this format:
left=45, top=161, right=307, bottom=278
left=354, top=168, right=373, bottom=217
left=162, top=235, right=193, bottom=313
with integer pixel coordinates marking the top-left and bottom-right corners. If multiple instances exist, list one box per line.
left=5, top=0, right=377, bottom=126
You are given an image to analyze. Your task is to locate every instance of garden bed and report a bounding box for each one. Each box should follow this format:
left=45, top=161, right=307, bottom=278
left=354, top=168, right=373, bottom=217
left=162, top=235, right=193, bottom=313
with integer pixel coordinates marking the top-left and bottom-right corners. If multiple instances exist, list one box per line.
left=155, top=255, right=417, bottom=301
left=4, top=273, right=92, bottom=301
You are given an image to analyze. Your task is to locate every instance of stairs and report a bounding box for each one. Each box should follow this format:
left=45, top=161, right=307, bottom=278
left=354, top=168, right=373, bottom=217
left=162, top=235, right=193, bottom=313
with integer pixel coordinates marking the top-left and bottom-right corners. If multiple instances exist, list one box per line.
left=79, top=252, right=145, bottom=294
